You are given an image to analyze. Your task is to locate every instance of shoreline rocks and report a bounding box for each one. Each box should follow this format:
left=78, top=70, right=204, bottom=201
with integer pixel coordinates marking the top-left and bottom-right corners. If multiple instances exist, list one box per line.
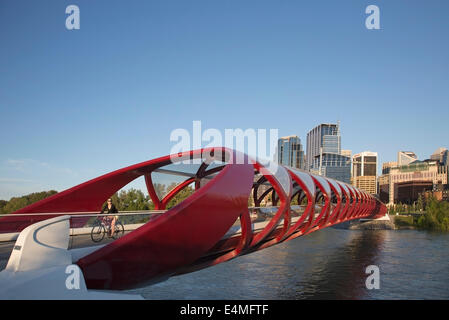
left=333, top=216, right=415, bottom=230
left=348, top=220, right=396, bottom=230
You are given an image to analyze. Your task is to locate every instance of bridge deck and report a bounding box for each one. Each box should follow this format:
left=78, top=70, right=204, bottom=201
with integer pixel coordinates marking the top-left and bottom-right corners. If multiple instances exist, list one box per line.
left=0, top=232, right=130, bottom=271
left=0, top=210, right=322, bottom=272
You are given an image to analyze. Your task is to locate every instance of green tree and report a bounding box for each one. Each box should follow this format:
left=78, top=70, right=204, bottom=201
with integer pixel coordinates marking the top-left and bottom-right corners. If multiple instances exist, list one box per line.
left=1, top=190, right=58, bottom=214
left=0, top=200, right=8, bottom=214
left=415, top=197, right=449, bottom=231
left=417, top=194, right=424, bottom=212
left=113, top=188, right=153, bottom=211
left=165, top=183, right=194, bottom=209
left=105, top=189, right=154, bottom=224
left=153, top=183, right=167, bottom=200
left=248, top=196, right=255, bottom=208
left=290, top=196, right=298, bottom=206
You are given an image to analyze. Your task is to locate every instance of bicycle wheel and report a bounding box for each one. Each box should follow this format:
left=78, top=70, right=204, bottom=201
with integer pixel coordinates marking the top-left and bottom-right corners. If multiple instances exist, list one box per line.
left=112, top=221, right=125, bottom=239
left=91, top=221, right=105, bottom=242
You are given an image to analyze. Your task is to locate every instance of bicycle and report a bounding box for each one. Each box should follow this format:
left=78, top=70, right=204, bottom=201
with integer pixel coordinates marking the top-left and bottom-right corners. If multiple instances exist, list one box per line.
left=90, top=216, right=125, bottom=243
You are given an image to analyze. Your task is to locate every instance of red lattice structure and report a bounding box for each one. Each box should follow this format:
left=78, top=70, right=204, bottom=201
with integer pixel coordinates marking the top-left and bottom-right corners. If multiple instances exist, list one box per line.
left=0, top=148, right=387, bottom=290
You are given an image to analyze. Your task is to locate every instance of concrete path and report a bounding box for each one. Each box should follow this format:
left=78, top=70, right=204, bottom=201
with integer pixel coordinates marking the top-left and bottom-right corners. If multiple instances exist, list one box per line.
left=0, top=232, right=132, bottom=271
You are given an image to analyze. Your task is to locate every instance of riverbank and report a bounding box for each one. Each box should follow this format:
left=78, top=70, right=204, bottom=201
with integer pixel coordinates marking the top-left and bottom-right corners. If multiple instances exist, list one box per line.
left=334, top=215, right=414, bottom=230
left=389, top=215, right=416, bottom=230
left=348, top=218, right=396, bottom=230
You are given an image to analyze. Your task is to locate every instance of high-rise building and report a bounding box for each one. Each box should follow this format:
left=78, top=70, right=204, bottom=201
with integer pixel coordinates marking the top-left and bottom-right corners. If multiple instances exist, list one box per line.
left=277, top=135, right=305, bottom=170
left=397, top=151, right=418, bottom=166
left=306, top=122, right=351, bottom=183
left=351, top=151, right=378, bottom=194
left=379, top=161, right=397, bottom=203
left=430, top=147, right=449, bottom=166
left=378, top=174, right=390, bottom=203
left=306, top=123, right=340, bottom=170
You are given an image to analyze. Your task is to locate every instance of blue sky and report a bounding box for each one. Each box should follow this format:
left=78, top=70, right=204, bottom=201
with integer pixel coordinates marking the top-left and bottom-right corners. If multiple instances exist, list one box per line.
left=1, top=0, right=448, bottom=200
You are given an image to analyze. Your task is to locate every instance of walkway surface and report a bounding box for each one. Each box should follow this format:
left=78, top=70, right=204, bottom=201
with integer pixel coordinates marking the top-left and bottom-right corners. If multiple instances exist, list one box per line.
left=0, top=232, right=131, bottom=271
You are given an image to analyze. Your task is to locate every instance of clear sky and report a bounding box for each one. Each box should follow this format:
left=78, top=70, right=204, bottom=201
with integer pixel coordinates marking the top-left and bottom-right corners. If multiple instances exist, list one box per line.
left=1, top=0, right=448, bottom=200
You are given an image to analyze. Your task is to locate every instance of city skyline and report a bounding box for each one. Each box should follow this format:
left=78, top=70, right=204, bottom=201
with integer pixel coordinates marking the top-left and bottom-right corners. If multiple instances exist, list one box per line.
left=278, top=123, right=448, bottom=197
left=1, top=1, right=449, bottom=200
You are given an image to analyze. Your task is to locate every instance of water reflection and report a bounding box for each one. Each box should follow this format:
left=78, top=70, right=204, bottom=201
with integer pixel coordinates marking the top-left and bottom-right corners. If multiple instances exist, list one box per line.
left=278, top=230, right=385, bottom=299
left=129, top=228, right=449, bottom=300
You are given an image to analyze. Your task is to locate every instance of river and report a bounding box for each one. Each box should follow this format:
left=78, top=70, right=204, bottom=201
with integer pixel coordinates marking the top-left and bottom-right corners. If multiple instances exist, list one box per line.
left=127, top=228, right=449, bottom=299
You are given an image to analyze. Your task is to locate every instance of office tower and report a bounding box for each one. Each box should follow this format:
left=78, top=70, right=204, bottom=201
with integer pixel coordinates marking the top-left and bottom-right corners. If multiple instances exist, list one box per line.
left=306, top=122, right=351, bottom=183
left=352, top=151, right=378, bottom=194
left=277, top=135, right=305, bottom=170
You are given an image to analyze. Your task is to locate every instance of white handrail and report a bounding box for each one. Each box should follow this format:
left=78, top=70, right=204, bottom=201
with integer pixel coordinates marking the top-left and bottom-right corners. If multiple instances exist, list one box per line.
left=0, top=210, right=166, bottom=218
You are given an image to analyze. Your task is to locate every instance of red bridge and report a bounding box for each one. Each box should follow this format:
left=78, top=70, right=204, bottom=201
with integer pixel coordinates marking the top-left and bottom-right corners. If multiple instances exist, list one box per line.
left=0, top=148, right=386, bottom=291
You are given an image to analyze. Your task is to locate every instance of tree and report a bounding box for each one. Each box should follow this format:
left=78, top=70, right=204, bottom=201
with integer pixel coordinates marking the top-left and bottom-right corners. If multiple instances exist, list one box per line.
left=0, top=190, right=58, bottom=214
left=415, top=197, right=449, bottom=231
left=417, top=194, right=424, bottom=212
left=153, top=183, right=167, bottom=200
left=290, top=197, right=298, bottom=206
left=165, top=183, right=194, bottom=209
left=0, top=200, right=8, bottom=213
left=105, top=189, right=154, bottom=224
left=104, top=189, right=154, bottom=212
left=248, top=196, right=254, bottom=208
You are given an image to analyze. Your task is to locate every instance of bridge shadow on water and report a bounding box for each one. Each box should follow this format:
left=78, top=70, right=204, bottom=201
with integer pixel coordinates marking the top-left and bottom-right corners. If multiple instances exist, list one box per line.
left=129, top=228, right=388, bottom=300
left=277, top=229, right=386, bottom=300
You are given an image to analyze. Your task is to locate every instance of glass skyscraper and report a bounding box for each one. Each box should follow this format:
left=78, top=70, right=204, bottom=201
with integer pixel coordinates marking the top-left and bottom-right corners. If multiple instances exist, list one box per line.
left=277, top=135, right=305, bottom=170
left=306, top=122, right=351, bottom=183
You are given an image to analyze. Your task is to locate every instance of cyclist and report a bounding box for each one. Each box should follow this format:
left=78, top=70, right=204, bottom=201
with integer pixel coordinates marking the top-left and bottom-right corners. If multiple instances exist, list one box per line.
left=101, top=198, right=118, bottom=237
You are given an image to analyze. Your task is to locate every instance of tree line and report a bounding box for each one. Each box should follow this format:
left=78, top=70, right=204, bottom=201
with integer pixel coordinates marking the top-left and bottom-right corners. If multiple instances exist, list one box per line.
left=388, top=194, right=426, bottom=215
left=109, top=183, right=194, bottom=211
left=0, top=190, right=58, bottom=214
left=0, top=183, right=195, bottom=215
left=388, top=196, right=449, bottom=232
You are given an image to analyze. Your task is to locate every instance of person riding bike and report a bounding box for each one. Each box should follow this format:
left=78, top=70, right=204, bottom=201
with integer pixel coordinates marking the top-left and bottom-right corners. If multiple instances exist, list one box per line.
left=100, top=198, right=118, bottom=237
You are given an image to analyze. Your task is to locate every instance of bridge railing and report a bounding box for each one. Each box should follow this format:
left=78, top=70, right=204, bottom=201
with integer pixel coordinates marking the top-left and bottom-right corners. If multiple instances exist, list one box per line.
left=0, top=211, right=166, bottom=243
left=0, top=205, right=321, bottom=245
left=0, top=202, right=334, bottom=248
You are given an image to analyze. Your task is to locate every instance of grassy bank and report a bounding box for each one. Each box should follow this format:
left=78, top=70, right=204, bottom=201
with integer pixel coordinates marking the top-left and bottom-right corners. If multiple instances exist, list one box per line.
left=393, top=215, right=415, bottom=229
left=391, top=198, right=449, bottom=232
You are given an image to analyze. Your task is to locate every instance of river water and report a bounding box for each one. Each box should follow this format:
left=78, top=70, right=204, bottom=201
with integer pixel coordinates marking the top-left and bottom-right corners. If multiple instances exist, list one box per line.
left=128, top=228, right=449, bottom=300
